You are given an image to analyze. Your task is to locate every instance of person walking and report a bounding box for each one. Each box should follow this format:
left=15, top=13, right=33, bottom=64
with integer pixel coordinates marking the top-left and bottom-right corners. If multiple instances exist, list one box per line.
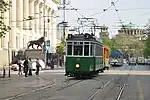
left=51, top=58, right=54, bottom=70
left=23, top=58, right=29, bottom=77
left=17, top=59, right=22, bottom=75
left=35, top=58, right=41, bottom=75
left=28, top=58, right=32, bottom=76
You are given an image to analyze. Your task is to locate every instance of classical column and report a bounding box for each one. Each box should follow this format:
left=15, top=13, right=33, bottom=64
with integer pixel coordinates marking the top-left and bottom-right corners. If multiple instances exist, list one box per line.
left=47, top=8, right=51, bottom=40
left=29, top=0, right=35, bottom=33
left=16, top=0, right=23, bottom=49
left=50, top=10, right=54, bottom=53
left=52, top=12, right=57, bottom=53
left=50, top=10, right=57, bottom=53
left=9, top=0, right=16, bottom=49
left=39, top=4, right=43, bottom=36
left=23, top=0, right=29, bottom=29
left=23, top=0, right=29, bottom=48
left=34, top=0, right=40, bottom=34
left=16, top=0, right=23, bottom=29
left=45, top=6, right=48, bottom=38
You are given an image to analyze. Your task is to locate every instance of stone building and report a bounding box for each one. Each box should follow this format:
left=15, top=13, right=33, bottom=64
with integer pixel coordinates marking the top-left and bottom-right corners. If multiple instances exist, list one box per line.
left=118, top=22, right=147, bottom=41
left=0, top=0, right=58, bottom=67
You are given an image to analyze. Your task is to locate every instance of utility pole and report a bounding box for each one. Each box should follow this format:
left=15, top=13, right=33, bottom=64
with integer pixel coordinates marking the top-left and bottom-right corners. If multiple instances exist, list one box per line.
left=43, top=0, right=47, bottom=68
left=63, top=0, right=66, bottom=38
left=8, top=41, right=10, bottom=77
left=58, top=0, right=76, bottom=38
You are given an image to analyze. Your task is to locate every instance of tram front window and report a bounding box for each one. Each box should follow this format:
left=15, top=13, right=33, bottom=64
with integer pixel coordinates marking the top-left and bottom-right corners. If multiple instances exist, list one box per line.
left=74, top=45, right=83, bottom=55
left=84, top=45, right=89, bottom=56
left=67, top=45, right=72, bottom=55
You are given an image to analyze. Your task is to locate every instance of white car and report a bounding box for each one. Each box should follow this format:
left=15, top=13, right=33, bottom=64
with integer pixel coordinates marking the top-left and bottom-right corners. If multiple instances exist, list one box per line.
left=31, top=59, right=45, bottom=70
left=11, top=60, right=24, bottom=71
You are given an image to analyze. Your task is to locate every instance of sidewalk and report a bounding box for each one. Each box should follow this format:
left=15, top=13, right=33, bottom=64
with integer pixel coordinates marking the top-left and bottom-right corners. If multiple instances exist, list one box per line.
left=0, top=66, right=66, bottom=99
left=0, top=74, right=55, bottom=99
left=43, top=65, right=65, bottom=70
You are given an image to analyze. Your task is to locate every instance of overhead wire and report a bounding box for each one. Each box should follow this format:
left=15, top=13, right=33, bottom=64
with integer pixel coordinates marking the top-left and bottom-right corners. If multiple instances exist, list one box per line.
left=110, top=0, right=126, bottom=29
left=68, top=4, right=86, bottom=18
left=67, top=4, right=96, bottom=32
left=89, top=0, right=119, bottom=17
left=73, top=8, right=150, bottom=11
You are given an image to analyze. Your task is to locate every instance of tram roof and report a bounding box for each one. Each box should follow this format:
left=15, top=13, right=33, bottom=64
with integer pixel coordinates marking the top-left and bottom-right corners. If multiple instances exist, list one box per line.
left=66, top=33, right=102, bottom=44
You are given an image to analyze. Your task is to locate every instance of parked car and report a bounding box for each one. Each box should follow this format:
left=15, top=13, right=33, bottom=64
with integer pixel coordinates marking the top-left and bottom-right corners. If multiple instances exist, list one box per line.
left=145, top=59, right=150, bottom=65
left=30, top=59, right=45, bottom=70
left=11, top=60, right=24, bottom=71
left=129, top=57, right=136, bottom=65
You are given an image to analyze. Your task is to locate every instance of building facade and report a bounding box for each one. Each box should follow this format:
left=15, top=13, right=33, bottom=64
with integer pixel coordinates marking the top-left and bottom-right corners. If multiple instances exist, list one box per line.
left=118, top=27, right=147, bottom=41
left=0, top=0, right=58, bottom=67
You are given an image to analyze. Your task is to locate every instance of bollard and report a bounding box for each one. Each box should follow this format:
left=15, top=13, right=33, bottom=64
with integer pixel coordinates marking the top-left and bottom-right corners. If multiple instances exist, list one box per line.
left=3, top=65, right=6, bottom=78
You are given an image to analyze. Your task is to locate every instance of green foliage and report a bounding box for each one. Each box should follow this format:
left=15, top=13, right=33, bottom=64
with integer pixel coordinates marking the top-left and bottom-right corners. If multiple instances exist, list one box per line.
left=144, top=35, right=150, bottom=57
left=0, top=0, right=11, bottom=37
left=101, top=37, right=116, bottom=52
left=111, top=34, right=145, bottom=56
left=56, top=37, right=65, bottom=56
left=56, top=43, right=64, bottom=56
left=102, top=37, right=111, bottom=46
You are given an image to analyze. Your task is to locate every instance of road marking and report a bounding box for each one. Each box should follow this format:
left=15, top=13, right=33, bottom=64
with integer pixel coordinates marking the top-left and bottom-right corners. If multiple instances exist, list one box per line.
left=137, top=80, right=144, bottom=100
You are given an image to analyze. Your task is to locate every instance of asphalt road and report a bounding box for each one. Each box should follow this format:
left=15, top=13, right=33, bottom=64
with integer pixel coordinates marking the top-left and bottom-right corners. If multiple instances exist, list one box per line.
left=1, top=64, right=150, bottom=100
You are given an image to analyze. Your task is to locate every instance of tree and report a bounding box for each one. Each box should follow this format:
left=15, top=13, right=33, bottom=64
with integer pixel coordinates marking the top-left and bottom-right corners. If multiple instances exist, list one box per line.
left=56, top=37, right=65, bottom=56
left=144, top=35, right=150, bottom=57
left=0, top=0, right=11, bottom=37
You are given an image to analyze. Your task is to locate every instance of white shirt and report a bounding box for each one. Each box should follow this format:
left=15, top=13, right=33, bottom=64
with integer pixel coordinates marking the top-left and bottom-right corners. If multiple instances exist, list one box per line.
left=28, top=60, right=32, bottom=69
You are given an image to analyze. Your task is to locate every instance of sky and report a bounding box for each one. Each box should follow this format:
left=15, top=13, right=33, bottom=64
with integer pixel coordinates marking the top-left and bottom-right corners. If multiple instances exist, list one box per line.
left=57, top=0, right=150, bottom=37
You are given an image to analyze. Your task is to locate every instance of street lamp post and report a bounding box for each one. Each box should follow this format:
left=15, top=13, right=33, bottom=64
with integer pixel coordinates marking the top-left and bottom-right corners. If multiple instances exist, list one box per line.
left=43, top=0, right=47, bottom=68
left=8, top=41, right=10, bottom=77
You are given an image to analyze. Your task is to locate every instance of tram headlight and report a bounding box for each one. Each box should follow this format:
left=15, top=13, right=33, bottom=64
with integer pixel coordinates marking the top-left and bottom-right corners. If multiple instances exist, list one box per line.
left=76, top=64, right=80, bottom=68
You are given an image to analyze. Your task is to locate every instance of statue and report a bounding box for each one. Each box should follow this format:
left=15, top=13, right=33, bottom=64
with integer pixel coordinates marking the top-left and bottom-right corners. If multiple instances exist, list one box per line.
left=27, top=37, right=44, bottom=49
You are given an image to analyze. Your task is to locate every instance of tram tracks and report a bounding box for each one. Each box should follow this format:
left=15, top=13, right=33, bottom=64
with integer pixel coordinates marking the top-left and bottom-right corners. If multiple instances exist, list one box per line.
left=4, top=77, right=84, bottom=100
left=87, top=65, right=133, bottom=100
left=4, top=76, right=56, bottom=100
left=4, top=66, right=133, bottom=100
left=34, top=78, right=84, bottom=100
left=115, top=66, right=132, bottom=100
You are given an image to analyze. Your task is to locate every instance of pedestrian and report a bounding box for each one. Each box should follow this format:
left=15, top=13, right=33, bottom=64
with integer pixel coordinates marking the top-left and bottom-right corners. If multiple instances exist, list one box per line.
left=35, top=58, right=41, bottom=75
left=23, top=57, right=29, bottom=77
left=28, top=58, right=32, bottom=76
left=51, top=58, right=54, bottom=70
left=17, top=58, right=22, bottom=75
left=59, top=57, right=62, bottom=67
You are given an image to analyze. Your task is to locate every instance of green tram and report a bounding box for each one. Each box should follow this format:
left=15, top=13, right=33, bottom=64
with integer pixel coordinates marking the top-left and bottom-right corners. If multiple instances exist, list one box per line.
left=65, top=33, right=105, bottom=77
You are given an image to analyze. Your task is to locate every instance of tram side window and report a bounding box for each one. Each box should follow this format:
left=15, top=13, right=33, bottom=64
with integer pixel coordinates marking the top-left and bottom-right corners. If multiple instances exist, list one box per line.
left=84, top=45, right=89, bottom=56
left=74, top=45, right=83, bottom=55
left=67, top=45, right=72, bottom=55
left=90, top=45, right=94, bottom=56
left=95, top=45, right=102, bottom=56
